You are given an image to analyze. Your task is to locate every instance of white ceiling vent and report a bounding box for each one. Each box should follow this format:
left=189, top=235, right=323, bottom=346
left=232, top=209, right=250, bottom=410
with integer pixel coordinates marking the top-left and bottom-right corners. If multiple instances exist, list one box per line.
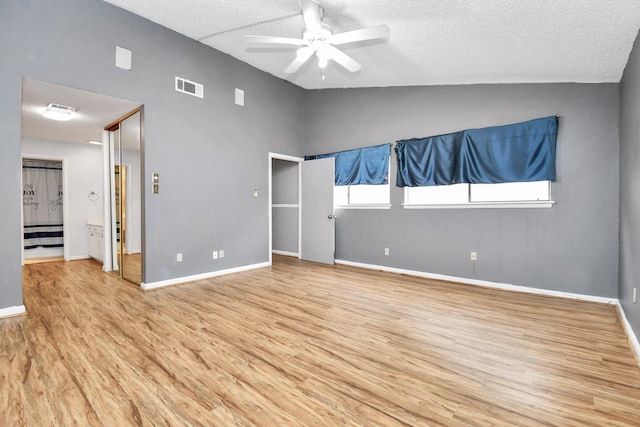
left=47, top=103, right=77, bottom=113
left=42, top=103, right=78, bottom=121
left=175, top=76, right=204, bottom=98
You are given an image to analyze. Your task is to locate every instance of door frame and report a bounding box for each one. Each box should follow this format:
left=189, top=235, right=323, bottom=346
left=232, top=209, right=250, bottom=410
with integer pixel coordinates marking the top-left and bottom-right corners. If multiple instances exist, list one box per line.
left=20, top=154, right=70, bottom=265
left=268, top=152, right=303, bottom=265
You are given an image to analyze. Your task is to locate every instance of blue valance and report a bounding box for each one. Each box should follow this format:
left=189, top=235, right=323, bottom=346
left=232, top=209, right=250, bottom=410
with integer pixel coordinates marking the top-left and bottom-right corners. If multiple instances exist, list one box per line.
left=305, top=143, right=391, bottom=186
left=395, top=116, right=558, bottom=187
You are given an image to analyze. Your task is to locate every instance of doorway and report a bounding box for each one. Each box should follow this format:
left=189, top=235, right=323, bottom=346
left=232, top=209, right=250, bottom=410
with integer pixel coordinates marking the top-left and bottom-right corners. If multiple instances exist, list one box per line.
left=268, top=153, right=336, bottom=265
left=269, top=153, right=302, bottom=265
left=20, top=78, right=142, bottom=273
left=21, top=157, right=66, bottom=263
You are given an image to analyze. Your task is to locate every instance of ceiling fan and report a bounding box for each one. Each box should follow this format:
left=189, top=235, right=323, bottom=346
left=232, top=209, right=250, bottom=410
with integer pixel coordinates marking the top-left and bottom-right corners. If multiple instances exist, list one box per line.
left=244, top=0, right=390, bottom=74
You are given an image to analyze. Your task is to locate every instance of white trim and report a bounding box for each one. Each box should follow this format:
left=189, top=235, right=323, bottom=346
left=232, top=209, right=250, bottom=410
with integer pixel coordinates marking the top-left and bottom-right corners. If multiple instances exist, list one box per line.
left=336, top=204, right=392, bottom=210
left=69, top=255, right=91, bottom=261
left=268, top=153, right=304, bottom=266
left=272, top=250, right=299, bottom=257
left=0, top=305, right=26, bottom=318
left=615, top=301, right=640, bottom=367
left=102, top=130, right=113, bottom=272
left=141, top=261, right=270, bottom=290
left=269, top=153, right=304, bottom=163
left=268, top=156, right=272, bottom=266
left=403, top=201, right=554, bottom=209
left=20, top=158, right=24, bottom=266
left=335, top=259, right=618, bottom=305
left=272, top=204, right=299, bottom=208
left=298, top=160, right=302, bottom=260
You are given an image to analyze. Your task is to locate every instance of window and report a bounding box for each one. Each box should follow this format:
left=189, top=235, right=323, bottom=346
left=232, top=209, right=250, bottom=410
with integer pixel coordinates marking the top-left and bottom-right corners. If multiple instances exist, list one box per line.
left=404, top=181, right=551, bottom=208
left=305, top=143, right=391, bottom=208
left=395, top=116, right=557, bottom=209
left=335, top=183, right=390, bottom=208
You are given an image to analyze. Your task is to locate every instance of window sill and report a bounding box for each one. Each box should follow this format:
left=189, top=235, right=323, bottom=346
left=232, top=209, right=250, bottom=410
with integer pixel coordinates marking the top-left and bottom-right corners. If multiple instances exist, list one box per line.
left=402, top=201, right=554, bottom=209
left=335, top=204, right=392, bottom=210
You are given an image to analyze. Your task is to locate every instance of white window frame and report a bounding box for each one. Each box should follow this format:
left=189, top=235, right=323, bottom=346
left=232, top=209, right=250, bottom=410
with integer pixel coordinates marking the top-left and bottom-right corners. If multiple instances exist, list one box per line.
left=334, top=157, right=391, bottom=209
left=335, top=183, right=391, bottom=209
left=403, top=181, right=553, bottom=209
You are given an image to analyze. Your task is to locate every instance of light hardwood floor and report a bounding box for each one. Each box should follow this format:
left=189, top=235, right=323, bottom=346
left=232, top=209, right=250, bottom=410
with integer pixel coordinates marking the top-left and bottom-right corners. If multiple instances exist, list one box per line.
left=2, top=256, right=640, bottom=426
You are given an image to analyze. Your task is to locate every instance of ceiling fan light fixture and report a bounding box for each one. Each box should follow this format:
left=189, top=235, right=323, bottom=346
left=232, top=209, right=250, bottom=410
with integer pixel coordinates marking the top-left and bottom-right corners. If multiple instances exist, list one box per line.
left=245, top=0, right=388, bottom=76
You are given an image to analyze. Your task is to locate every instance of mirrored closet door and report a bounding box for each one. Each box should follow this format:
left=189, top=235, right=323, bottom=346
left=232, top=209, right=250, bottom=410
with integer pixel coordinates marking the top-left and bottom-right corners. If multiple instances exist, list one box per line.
left=107, top=109, right=142, bottom=284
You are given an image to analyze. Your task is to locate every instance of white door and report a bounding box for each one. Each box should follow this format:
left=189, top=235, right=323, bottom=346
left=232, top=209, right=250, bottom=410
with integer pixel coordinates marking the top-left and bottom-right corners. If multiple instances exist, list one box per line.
left=301, top=158, right=335, bottom=264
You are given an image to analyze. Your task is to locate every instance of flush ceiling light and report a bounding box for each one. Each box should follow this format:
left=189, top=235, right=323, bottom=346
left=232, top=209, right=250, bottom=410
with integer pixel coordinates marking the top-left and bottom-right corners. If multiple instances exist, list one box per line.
left=88, top=140, right=102, bottom=145
left=43, top=103, right=77, bottom=121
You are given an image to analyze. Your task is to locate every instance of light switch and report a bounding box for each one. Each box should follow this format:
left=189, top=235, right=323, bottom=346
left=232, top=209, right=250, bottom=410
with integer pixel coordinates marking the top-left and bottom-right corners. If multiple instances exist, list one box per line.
left=153, top=184, right=159, bottom=194
left=253, top=189, right=258, bottom=198
left=152, top=173, right=159, bottom=183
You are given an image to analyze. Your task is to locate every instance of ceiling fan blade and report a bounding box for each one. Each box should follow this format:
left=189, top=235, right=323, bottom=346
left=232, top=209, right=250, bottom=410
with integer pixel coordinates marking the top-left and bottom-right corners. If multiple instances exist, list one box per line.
left=301, top=0, right=322, bottom=34
left=285, top=46, right=315, bottom=73
left=322, top=44, right=361, bottom=72
left=244, top=35, right=308, bottom=47
left=329, top=24, right=390, bottom=46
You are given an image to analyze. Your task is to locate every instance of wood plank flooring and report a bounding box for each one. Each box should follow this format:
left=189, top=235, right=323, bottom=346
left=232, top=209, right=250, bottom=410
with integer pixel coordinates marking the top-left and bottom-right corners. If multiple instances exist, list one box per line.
left=2, top=255, right=640, bottom=426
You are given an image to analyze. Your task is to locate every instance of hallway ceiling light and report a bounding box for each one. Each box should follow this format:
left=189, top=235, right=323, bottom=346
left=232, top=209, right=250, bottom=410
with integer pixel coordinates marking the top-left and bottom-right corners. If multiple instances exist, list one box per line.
left=88, top=140, right=102, bottom=145
left=42, top=103, right=77, bottom=121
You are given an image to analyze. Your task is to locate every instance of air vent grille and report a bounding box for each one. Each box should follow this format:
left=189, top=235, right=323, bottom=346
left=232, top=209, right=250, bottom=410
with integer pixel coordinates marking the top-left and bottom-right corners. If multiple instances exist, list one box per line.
left=47, top=103, right=77, bottom=112
left=175, top=77, right=204, bottom=98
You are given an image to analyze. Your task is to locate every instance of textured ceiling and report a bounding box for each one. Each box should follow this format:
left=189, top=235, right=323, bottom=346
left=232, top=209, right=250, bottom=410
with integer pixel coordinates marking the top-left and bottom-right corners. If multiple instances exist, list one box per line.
left=102, top=0, right=640, bottom=89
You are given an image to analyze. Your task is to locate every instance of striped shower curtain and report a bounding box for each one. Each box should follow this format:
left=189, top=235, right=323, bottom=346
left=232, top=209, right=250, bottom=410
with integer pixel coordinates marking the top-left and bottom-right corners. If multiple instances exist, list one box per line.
left=22, top=159, right=63, bottom=250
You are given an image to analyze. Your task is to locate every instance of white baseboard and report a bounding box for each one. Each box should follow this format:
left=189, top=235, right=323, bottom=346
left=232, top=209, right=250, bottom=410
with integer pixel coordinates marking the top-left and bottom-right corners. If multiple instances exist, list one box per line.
left=336, top=258, right=640, bottom=364
left=70, top=255, right=91, bottom=261
left=141, top=262, right=270, bottom=291
left=272, top=250, right=299, bottom=257
left=0, top=305, right=26, bottom=318
left=615, top=301, right=640, bottom=366
left=335, top=259, right=618, bottom=305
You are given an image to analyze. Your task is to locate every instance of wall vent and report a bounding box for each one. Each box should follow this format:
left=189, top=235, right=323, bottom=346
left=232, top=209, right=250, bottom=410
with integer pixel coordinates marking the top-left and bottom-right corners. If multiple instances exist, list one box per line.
left=175, top=76, right=204, bottom=98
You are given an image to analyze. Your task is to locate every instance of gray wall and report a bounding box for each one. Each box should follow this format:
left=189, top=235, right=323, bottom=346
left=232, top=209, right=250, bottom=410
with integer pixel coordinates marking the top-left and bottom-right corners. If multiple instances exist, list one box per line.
left=0, top=0, right=626, bottom=312
left=0, top=0, right=306, bottom=307
left=305, top=84, right=620, bottom=297
left=620, top=30, right=640, bottom=336
left=272, top=159, right=299, bottom=254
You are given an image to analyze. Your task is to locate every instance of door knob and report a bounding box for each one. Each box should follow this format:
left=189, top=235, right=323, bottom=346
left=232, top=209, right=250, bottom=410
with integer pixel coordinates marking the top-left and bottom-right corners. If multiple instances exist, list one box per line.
left=328, top=214, right=335, bottom=219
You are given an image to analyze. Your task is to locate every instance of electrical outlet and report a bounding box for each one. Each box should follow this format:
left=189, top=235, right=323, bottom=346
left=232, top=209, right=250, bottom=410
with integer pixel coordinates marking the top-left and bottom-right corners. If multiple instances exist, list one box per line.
left=384, top=248, right=390, bottom=256
left=176, top=253, right=182, bottom=262
left=213, top=251, right=218, bottom=260
left=219, top=250, right=224, bottom=258
left=634, top=287, right=637, bottom=304
left=470, top=251, right=478, bottom=261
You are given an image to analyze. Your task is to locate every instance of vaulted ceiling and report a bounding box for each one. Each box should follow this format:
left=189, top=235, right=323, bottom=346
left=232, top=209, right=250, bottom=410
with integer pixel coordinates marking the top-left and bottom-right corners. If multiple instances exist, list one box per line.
left=21, top=1, right=640, bottom=145
left=102, top=0, right=640, bottom=89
